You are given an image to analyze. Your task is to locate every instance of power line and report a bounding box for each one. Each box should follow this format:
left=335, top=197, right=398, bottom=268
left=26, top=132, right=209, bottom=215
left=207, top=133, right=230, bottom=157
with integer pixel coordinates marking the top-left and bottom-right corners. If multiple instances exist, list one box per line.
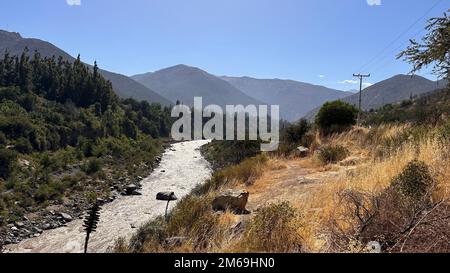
left=367, top=27, right=427, bottom=73
left=369, top=28, right=428, bottom=74
left=356, top=0, right=445, bottom=73
left=353, top=73, right=371, bottom=126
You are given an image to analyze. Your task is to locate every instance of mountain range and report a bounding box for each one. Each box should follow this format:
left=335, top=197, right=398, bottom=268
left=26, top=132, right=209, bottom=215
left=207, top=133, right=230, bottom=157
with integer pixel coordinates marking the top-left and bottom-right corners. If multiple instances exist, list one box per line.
left=131, top=66, right=354, bottom=121
left=132, top=65, right=261, bottom=108
left=220, top=76, right=352, bottom=121
left=1, top=29, right=446, bottom=122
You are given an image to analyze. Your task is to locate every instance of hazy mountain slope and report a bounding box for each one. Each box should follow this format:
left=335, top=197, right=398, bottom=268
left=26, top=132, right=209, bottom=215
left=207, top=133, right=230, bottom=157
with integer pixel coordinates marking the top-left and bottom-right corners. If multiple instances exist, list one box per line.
left=0, top=30, right=172, bottom=106
left=304, top=74, right=445, bottom=120
left=221, top=76, right=352, bottom=121
left=132, top=65, right=261, bottom=107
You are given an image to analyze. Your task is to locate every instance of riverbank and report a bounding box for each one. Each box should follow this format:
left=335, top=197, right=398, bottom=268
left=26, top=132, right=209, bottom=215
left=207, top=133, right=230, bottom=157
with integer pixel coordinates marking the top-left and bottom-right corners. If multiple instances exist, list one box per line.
left=4, top=140, right=212, bottom=253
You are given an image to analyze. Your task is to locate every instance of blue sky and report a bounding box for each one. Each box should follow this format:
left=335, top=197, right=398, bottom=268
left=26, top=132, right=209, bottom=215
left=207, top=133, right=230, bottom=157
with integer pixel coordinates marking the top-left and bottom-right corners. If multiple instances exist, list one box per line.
left=0, top=0, right=448, bottom=91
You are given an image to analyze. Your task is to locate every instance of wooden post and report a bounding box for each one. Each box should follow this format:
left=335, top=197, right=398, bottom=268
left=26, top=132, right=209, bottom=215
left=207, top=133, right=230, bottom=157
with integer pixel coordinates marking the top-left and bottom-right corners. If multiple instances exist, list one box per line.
left=165, top=200, right=170, bottom=220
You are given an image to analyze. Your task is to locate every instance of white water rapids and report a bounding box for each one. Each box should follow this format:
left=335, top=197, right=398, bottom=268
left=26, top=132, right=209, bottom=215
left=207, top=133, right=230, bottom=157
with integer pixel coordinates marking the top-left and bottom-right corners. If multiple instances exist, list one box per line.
left=5, top=140, right=212, bottom=253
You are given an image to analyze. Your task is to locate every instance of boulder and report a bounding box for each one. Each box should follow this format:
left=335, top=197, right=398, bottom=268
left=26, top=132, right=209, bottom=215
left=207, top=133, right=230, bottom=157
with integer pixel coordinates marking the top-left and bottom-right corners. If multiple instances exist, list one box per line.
left=131, top=190, right=142, bottom=196
left=296, top=146, right=310, bottom=157
left=156, top=192, right=178, bottom=201
left=212, top=190, right=250, bottom=214
left=125, top=184, right=139, bottom=195
left=60, top=213, right=73, bottom=222
left=33, top=227, right=43, bottom=234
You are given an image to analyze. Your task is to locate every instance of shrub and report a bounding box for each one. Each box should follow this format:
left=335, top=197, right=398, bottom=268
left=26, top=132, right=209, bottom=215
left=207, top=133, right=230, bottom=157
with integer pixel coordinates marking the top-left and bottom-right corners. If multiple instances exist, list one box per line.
left=167, top=195, right=214, bottom=236
left=237, top=202, right=303, bottom=252
left=318, top=145, right=349, bottom=164
left=128, top=217, right=167, bottom=253
left=390, top=160, right=435, bottom=203
left=83, top=158, right=103, bottom=175
left=333, top=161, right=437, bottom=252
left=283, top=119, right=310, bottom=145
left=316, top=101, right=358, bottom=135
left=0, top=148, right=17, bottom=179
left=14, top=137, right=33, bottom=154
left=35, top=180, right=65, bottom=203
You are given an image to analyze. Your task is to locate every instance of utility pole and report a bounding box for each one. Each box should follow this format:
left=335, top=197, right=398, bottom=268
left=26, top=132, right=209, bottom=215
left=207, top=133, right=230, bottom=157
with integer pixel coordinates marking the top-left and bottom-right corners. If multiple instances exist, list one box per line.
left=353, top=73, right=370, bottom=126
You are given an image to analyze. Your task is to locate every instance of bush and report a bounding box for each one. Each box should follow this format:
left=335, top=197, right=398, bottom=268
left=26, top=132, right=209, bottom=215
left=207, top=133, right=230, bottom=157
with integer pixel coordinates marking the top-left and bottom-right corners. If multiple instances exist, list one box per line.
left=334, top=161, right=437, bottom=252
left=14, top=137, right=33, bottom=154
left=83, top=158, right=103, bottom=175
left=316, top=101, right=358, bottom=135
left=318, top=145, right=349, bottom=164
left=127, top=217, right=168, bottom=253
left=0, top=148, right=17, bottom=179
left=390, top=160, right=435, bottom=203
left=283, top=119, right=310, bottom=145
left=238, top=202, right=303, bottom=252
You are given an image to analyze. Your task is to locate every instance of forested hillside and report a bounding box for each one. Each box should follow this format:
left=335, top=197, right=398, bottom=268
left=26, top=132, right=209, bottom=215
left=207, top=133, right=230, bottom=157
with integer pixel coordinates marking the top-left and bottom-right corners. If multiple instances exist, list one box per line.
left=0, top=30, right=173, bottom=106
left=0, top=49, right=173, bottom=245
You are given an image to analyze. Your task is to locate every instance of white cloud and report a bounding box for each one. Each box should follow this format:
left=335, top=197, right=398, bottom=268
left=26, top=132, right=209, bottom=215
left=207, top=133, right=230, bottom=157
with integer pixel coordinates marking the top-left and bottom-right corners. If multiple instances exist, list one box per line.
left=338, top=80, right=358, bottom=84
left=318, top=75, right=325, bottom=78
left=66, top=0, right=81, bottom=6
left=338, top=80, right=373, bottom=89
left=367, top=0, right=381, bottom=6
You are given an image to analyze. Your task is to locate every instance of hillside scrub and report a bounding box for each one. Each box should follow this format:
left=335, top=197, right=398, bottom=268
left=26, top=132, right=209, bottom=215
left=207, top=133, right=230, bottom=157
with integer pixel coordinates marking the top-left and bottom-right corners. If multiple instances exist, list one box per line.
left=363, top=88, right=450, bottom=126
left=296, top=123, right=450, bottom=252
left=0, top=50, right=172, bottom=231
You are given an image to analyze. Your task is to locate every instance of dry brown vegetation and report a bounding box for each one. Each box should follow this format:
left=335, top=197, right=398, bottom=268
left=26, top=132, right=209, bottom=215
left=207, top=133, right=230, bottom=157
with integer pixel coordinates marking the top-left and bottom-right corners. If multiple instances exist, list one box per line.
left=116, top=121, right=450, bottom=253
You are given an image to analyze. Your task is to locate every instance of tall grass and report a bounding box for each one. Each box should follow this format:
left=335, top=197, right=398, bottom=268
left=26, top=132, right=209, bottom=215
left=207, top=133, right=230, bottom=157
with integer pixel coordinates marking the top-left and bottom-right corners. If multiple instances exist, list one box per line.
left=296, top=123, right=450, bottom=252
left=231, top=202, right=304, bottom=253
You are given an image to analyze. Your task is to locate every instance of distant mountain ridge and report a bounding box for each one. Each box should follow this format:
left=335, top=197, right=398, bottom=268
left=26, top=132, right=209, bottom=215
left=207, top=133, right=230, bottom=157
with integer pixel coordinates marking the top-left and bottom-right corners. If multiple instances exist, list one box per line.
left=0, top=30, right=172, bottom=106
left=221, top=76, right=352, bottom=121
left=304, top=74, right=446, bottom=120
left=132, top=65, right=262, bottom=108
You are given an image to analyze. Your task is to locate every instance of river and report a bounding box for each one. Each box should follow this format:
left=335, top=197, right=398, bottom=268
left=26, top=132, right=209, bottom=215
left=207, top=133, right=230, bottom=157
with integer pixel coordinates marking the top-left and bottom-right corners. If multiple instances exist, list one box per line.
left=5, top=140, right=212, bottom=253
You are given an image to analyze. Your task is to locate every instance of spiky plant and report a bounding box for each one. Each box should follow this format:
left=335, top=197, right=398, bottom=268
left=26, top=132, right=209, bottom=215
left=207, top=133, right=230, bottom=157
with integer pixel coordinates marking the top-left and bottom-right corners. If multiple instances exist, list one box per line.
left=83, top=201, right=102, bottom=253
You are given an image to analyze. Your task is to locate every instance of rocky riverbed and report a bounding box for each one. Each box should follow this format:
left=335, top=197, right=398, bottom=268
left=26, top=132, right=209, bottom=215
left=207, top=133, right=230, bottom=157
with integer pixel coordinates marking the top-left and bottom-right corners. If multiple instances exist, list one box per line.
left=3, top=140, right=212, bottom=253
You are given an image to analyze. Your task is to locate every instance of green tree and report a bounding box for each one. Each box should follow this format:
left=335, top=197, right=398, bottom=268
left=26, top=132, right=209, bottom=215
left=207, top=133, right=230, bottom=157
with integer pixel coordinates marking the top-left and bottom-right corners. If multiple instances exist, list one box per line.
left=398, top=12, right=450, bottom=84
left=0, top=148, right=17, bottom=179
left=316, top=100, right=358, bottom=135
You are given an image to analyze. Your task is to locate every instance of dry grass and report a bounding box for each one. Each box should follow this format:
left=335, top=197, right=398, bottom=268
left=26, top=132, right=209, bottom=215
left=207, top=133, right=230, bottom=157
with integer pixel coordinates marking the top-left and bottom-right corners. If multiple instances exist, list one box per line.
left=230, top=202, right=304, bottom=253
left=293, top=124, right=450, bottom=252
